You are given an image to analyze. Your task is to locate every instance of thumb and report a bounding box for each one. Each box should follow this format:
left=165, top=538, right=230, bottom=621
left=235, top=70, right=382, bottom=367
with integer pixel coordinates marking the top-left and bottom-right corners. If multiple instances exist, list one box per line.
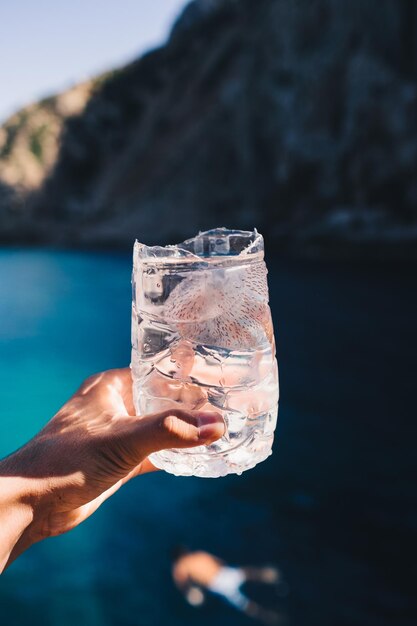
left=127, top=409, right=225, bottom=459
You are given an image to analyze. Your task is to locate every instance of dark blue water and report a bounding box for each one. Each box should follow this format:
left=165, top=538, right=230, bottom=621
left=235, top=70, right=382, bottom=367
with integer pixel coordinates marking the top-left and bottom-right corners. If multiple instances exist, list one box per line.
left=0, top=250, right=416, bottom=626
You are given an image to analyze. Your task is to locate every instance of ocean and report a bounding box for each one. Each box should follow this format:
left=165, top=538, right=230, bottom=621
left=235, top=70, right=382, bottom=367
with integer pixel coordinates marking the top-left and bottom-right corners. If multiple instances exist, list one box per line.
left=0, top=249, right=415, bottom=626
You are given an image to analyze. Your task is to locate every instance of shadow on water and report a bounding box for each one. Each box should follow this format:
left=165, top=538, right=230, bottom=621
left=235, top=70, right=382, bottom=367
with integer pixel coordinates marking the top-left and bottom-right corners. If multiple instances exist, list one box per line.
left=0, top=249, right=416, bottom=626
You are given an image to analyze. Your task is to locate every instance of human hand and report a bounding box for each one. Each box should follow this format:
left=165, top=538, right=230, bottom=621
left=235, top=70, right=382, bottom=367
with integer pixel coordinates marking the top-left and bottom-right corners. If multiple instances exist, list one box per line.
left=0, top=368, right=224, bottom=571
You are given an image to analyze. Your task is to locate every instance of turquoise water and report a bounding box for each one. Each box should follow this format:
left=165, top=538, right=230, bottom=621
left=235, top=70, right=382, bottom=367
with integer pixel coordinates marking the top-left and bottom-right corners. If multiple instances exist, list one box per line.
left=0, top=249, right=274, bottom=626
left=0, top=250, right=135, bottom=623
left=0, top=250, right=132, bottom=456
left=0, top=250, right=415, bottom=626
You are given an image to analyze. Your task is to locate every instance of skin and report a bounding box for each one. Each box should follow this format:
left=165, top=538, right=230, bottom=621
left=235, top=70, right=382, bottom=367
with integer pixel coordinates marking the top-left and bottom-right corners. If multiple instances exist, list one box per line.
left=173, top=552, right=282, bottom=589
left=173, top=551, right=224, bottom=589
left=172, top=551, right=285, bottom=625
left=0, top=368, right=224, bottom=573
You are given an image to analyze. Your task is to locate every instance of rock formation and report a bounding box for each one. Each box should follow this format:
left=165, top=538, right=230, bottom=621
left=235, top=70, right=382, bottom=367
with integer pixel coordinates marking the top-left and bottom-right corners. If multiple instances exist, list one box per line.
left=0, top=0, right=416, bottom=255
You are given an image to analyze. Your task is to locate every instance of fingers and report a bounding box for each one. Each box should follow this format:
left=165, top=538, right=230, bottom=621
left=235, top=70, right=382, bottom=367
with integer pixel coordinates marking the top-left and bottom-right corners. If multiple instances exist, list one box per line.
left=78, top=368, right=131, bottom=393
left=109, top=368, right=135, bottom=415
left=136, top=458, right=158, bottom=474
left=78, top=368, right=135, bottom=415
left=79, top=371, right=225, bottom=473
left=125, top=458, right=158, bottom=479
left=125, top=409, right=225, bottom=459
left=77, top=371, right=107, bottom=396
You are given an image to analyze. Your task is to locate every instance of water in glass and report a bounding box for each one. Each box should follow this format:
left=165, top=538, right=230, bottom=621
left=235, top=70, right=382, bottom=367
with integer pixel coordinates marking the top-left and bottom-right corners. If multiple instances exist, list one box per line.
left=131, top=228, right=279, bottom=477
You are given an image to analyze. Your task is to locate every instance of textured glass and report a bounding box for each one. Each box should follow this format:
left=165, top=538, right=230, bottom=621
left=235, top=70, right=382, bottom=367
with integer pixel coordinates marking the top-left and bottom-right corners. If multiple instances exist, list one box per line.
left=131, top=228, right=279, bottom=477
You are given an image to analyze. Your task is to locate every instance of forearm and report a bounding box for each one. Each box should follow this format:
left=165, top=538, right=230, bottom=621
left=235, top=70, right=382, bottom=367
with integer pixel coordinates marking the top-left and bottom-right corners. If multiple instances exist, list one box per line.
left=0, top=369, right=224, bottom=573
left=0, top=453, right=47, bottom=573
left=0, top=477, right=34, bottom=571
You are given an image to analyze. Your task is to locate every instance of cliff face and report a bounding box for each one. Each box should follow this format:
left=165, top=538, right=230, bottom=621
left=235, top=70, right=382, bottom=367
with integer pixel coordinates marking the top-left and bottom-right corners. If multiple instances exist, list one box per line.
left=0, top=80, right=96, bottom=238
left=0, top=0, right=416, bottom=254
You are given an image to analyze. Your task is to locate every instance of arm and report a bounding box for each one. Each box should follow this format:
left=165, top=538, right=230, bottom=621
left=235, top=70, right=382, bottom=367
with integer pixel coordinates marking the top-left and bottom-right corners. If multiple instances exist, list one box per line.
left=0, top=368, right=224, bottom=573
left=0, top=472, right=38, bottom=571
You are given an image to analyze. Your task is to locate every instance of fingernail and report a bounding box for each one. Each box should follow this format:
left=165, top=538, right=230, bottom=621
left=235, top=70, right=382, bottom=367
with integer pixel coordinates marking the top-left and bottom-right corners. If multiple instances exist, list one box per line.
left=197, top=412, right=225, bottom=442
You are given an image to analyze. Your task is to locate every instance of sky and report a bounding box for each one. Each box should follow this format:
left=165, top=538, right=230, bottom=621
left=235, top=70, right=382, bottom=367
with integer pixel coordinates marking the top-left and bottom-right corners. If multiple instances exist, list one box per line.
left=0, top=0, right=188, bottom=123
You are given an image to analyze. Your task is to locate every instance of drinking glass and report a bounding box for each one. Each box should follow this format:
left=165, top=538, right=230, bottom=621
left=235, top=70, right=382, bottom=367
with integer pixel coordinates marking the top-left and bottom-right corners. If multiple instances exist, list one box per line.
left=131, top=228, right=279, bottom=477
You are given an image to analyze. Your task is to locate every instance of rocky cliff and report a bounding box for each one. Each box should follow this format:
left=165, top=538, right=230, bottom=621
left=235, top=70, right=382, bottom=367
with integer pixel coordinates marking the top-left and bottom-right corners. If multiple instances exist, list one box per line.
left=1, top=0, right=416, bottom=255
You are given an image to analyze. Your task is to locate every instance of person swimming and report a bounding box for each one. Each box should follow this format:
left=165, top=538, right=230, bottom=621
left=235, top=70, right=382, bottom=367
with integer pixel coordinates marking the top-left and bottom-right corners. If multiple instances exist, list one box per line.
left=171, top=547, right=286, bottom=624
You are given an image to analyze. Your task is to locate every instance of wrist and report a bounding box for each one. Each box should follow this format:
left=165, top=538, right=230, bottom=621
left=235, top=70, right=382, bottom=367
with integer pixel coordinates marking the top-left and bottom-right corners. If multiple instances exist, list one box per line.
left=0, top=475, right=34, bottom=572
left=0, top=448, right=52, bottom=571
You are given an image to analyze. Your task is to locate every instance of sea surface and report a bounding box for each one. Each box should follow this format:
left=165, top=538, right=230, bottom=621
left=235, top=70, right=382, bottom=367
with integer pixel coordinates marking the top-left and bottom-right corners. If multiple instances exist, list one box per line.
left=0, top=249, right=415, bottom=626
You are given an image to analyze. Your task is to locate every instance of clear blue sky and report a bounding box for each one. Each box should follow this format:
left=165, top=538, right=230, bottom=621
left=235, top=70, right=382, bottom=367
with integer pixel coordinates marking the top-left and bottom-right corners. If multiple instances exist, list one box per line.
left=0, top=0, right=188, bottom=122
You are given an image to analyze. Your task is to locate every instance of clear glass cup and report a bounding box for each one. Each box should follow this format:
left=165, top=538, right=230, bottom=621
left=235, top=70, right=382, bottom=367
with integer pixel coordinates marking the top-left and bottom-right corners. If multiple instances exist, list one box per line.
left=131, top=228, right=279, bottom=477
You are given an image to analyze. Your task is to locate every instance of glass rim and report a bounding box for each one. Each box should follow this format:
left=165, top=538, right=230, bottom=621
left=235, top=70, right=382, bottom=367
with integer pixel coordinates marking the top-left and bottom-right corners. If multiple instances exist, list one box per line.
left=134, top=227, right=264, bottom=264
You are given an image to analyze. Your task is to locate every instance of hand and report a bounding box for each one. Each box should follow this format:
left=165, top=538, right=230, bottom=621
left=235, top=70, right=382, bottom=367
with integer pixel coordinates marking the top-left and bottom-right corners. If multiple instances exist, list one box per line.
left=0, top=368, right=224, bottom=571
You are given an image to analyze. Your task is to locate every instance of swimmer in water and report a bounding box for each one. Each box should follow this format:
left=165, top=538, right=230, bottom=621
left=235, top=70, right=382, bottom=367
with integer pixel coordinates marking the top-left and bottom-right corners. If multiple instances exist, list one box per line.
left=171, top=547, right=286, bottom=624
